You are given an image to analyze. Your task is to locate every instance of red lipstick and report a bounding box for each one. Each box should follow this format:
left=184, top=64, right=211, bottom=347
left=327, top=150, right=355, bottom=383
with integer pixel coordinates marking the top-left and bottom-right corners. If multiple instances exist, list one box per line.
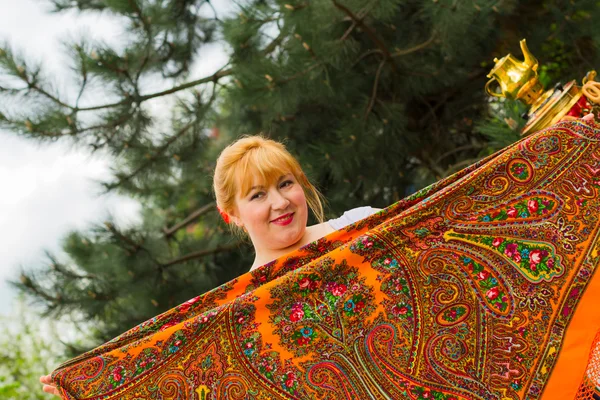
left=271, top=213, right=294, bottom=226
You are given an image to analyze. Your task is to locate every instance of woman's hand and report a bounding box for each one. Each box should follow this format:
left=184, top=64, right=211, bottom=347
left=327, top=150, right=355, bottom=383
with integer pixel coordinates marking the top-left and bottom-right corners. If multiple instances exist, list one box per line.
left=582, top=112, right=596, bottom=122
left=40, top=374, right=63, bottom=398
left=561, top=112, right=596, bottom=122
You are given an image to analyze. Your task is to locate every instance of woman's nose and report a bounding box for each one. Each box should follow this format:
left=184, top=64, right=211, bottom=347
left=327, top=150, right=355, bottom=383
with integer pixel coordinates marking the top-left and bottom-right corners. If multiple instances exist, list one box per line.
left=271, top=190, right=290, bottom=209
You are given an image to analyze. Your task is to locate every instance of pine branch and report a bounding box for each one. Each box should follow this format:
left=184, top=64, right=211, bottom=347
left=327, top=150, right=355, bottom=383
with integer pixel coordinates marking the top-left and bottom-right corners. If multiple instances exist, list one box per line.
left=25, top=80, right=74, bottom=110
left=15, top=274, right=60, bottom=304
left=339, top=0, right=379, bottom=41
left=46, top=251, right=97, bottom=280
left=162, top=242, right=243, bottom=268
left=351, top=49, right=384, bottom=68
left=7, top=32, right=285, bottom=116
left=391, top=32, right=437, bottom=58
left=163, top=202, right=216, bottom=238
left=267, top=63, right=322, bottom=89
left=331, top=0, right=398, bottom=73
left=128, top=0, right=151, bottom=35
left=103, top=222, right=159, bottom=265
left=262, top=32, right=285, bottom=55
left=106, top=120, right=195, bottom=189
left=76, top=66, right=232, bottom=112
left=364, top=59, right=386, bottom=119
left=104, top=69, right=217, bottom=181
left=203, top=0, right=221, bottom=21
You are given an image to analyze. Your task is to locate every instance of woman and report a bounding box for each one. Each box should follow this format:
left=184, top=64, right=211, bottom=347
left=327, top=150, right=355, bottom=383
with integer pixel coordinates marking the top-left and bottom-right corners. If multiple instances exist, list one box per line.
left=212, top=135, right=380, bottom=271
left=40, top=134, right=380, bottom=397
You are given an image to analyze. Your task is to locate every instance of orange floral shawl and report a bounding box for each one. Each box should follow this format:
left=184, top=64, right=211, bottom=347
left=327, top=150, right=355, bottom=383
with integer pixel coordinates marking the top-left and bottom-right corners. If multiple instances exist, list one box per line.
left=52, top=120, right=600, bottom=399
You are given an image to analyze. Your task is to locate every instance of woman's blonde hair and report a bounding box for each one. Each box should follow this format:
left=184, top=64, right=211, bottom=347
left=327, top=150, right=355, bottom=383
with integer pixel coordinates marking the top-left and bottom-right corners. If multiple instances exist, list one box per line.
left=213, top=134, right=326, bottom=236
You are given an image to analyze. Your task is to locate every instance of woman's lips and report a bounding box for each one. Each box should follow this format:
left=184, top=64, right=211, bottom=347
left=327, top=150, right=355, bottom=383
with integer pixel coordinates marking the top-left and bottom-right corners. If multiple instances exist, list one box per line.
left=271, top=213, right=294, bottom=226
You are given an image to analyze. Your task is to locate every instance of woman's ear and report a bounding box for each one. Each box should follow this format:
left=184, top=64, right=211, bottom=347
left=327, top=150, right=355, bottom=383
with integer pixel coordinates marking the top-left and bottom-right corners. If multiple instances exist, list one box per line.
left=231, top=217, right=243, bottom=227
left=227, top=208, right=244, bottom=227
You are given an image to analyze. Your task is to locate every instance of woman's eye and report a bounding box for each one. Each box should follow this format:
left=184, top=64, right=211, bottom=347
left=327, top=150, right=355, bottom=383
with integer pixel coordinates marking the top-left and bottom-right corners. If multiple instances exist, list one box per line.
left=250, top=192, right=263, bottom=200
left=281, top=180, right=293, bottom=188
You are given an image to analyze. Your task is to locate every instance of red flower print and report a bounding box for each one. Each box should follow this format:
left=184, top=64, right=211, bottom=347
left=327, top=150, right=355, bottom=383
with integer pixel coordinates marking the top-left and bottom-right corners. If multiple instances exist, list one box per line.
left=297, top=337, right=310, bottom=345
left=547, top=257, right=555, bottom=269
left=514, top=166, right=524, bottom=175
left=285, top=373, right=296, bottom=387
left=527, top=199, right=539, bottom=214
left=331, top=283, right=347, bottom=297
left=504, top=243, right=518, bottom=258
left=354, top=300, right=365, bottom=312
left=513, top=253, right=522, bottom=263
left=529, top=249, right=542, bottom=265
left=298, top=277, right=311, bottom=290
left=507, top=207, right=518, bottom=218
left=530, top=263, right=537, bottom=271
left=159, top=319, right=179, bottom=331
left=486, top=287, right=500, bottom=300
left=112, top=366, right=123, bottom=382
left=492, top=237, right=504, bottom=247
left=186, top=297, right=200, bottom=305
left=477, top=270, right=489, bottom=280
left=290, top=308, right=304, bottom=322
left=179, top=296, right=201, bottom=312
left=392, top=305, right=408, bottom=315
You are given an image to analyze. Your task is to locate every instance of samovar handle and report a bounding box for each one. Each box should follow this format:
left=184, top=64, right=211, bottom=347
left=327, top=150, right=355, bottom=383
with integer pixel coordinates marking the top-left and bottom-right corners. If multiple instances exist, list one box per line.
left=485, top=77, right=503, bottom=98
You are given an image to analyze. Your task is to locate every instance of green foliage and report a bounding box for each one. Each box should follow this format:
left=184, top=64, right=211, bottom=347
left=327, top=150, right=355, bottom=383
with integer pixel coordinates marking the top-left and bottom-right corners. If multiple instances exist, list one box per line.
left=1, top=0, right=600, bottom=352
left=0, top=298, right=63, bottom=400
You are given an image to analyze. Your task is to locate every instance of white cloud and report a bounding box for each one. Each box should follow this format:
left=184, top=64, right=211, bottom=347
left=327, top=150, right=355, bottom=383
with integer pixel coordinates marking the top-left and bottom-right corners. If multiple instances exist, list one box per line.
left=0, top=134, right=141, bottom=315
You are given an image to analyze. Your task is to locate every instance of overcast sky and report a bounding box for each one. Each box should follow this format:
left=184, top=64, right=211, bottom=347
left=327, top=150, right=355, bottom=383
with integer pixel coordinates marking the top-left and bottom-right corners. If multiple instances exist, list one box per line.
left=0, top=0, right=233, bottom=318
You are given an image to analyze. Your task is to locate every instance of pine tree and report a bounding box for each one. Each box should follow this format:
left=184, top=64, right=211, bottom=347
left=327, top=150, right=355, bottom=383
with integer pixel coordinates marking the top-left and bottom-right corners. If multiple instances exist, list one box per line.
left=1, top=0, right=599, bottom=353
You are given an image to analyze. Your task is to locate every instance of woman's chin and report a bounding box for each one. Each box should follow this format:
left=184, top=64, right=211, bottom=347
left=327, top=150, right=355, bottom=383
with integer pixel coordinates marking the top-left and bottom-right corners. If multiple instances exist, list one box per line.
left=274, top=229, right=305, bottom=249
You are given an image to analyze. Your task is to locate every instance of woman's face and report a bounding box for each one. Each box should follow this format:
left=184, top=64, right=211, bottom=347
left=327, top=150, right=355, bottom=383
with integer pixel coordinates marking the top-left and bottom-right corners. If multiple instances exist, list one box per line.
left=232, top=172, right=308, bottom=252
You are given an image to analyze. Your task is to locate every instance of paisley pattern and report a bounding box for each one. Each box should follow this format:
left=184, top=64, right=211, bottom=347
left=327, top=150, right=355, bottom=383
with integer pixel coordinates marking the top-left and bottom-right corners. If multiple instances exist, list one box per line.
left=52, top=120, right=600, bottom=399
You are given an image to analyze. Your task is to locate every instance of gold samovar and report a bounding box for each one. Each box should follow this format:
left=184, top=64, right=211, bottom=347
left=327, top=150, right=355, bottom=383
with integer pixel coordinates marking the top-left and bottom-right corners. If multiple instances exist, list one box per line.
left=485, top=39, right=599, bottom=136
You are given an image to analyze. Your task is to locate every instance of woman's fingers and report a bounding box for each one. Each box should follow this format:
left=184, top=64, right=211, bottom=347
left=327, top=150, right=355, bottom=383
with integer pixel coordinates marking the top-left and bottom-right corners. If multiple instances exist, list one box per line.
left=582, top=112, right=595, bottom=121
left=40, top=375, right=62, bottom=397
left=42, top=384, right=59, bottom=394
